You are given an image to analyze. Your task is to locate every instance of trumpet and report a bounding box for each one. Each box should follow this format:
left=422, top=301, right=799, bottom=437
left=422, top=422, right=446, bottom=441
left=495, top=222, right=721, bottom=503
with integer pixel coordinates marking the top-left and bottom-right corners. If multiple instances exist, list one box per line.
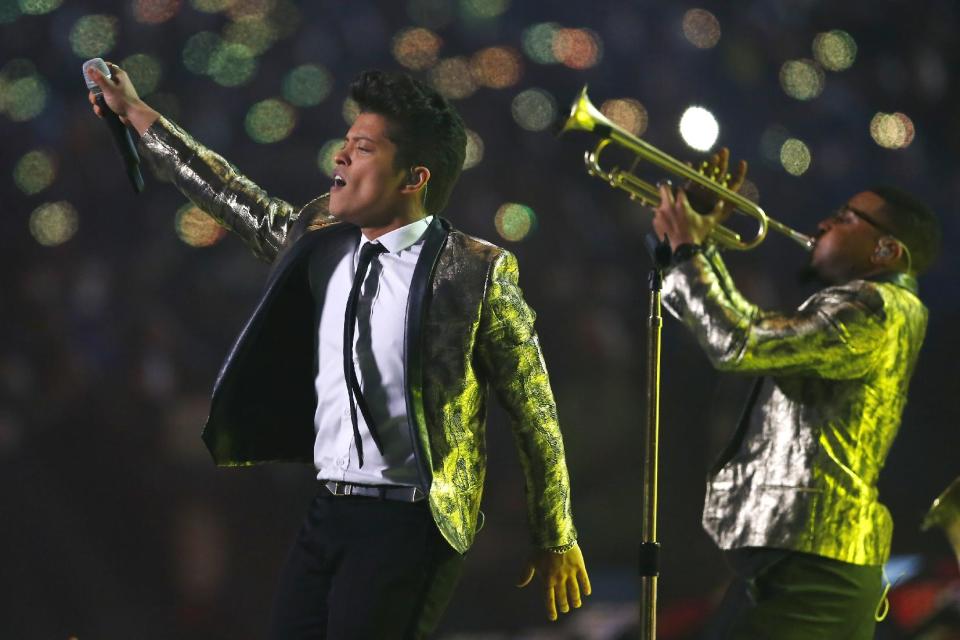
left=560, top=86, right=814, bottom=251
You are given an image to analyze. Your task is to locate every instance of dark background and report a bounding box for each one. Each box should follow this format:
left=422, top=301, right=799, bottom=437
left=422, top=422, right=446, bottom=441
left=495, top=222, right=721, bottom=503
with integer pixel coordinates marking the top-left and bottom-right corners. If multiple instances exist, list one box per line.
left=2, top=0, right=958, bottom=637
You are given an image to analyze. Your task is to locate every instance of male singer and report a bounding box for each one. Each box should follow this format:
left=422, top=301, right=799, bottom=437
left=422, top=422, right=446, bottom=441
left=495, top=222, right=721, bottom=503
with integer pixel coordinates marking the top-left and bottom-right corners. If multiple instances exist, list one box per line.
left=87, top=64, right=589, bottom=638
left=652, top=153, right=940, bottom=639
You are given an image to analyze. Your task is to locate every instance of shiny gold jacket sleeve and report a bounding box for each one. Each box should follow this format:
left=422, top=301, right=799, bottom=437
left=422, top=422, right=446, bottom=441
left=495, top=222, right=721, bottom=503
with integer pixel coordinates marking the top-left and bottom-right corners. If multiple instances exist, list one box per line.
left=138, top=116, right=297, bottom=262
left=476, top=251, right=577, bottom=549
left=663, top=247, right=888, bottom=378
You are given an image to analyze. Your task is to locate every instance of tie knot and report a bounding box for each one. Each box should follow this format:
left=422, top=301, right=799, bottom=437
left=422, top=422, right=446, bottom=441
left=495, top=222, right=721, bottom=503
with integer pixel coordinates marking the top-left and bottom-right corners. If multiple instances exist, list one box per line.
left=358, top=241, right=387, bottom=263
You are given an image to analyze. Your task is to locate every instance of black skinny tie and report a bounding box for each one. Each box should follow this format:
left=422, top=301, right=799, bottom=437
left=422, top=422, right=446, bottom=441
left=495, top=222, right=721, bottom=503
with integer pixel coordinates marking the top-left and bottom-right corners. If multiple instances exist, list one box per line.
left=344, top=241, right=387, bottom=467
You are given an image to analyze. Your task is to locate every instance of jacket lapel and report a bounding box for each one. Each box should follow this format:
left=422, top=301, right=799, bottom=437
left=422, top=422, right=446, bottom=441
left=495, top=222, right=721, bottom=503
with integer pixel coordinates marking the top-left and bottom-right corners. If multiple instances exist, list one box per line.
left=403, top=216, right=449, bottom=489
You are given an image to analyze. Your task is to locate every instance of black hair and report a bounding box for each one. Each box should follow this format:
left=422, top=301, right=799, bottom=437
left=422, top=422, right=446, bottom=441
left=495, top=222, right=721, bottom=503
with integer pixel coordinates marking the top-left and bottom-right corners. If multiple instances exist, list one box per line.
left=350, top=70, right=467, bottom=215
left=868, top=185, right=941, bottom=274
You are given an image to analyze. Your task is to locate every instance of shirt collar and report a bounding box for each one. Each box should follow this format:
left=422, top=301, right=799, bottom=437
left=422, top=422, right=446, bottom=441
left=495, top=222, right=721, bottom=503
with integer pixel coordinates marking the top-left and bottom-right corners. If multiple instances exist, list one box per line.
left=867, top=270, right=919, bottom=295
left=359, top=215, right=433, bottom=255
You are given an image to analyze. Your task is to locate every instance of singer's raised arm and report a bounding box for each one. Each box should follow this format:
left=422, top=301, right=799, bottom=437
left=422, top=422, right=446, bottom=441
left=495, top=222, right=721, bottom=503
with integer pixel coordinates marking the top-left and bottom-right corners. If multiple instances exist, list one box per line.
left=138, top=117, right=306, bottom=262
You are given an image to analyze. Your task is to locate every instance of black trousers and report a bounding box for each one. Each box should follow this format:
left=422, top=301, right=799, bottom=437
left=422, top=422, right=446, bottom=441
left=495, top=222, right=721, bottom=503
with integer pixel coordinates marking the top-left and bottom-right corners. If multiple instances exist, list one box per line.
left=270, top=488, right=465, bottom=639
left=703, top=547, right=883, bottom=640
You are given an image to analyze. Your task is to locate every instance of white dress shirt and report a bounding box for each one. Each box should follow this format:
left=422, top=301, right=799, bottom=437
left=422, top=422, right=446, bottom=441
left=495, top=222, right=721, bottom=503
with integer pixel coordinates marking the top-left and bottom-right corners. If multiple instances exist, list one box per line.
left=308, top=216, right=433, bottom=487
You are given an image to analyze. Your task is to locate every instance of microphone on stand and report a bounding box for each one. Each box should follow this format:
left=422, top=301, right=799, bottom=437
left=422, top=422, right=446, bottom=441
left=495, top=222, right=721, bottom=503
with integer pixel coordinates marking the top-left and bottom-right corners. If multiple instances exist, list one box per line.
left=82, top=58, right=144, bottom=193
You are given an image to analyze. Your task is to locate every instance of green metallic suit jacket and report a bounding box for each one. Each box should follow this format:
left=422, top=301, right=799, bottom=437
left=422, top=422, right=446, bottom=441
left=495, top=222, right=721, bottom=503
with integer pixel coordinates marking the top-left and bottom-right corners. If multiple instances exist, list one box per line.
left=138, top=117, right=576, bottom=554
left=663, top=246, right=928, bottom=566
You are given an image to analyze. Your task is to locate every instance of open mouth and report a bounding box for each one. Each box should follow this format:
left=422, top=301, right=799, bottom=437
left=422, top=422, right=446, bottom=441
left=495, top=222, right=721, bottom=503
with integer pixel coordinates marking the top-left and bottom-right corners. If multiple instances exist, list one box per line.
left=332, top=174, right=346, bottom=189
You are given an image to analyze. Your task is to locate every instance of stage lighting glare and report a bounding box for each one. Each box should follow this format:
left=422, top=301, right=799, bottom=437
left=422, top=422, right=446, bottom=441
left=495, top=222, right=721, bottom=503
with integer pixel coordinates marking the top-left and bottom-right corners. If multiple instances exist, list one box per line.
left=317, top=139, right=341, bottom=177
left=226, top=0, right=275, bottom=20
left=429, top=57, right=477, bottom=100
left=29, top=201, right=78, bottom=247
left=245, top=99, right=296, bottom=143
left=209, top=42, right=257, bottom=86
left=679, top=106, right=719, bottom=152
left=522, top=22, right=560, bottom=64
left=463, top=129, right=484, bottom=170
left=223, top=16, right=277, bottom=55
left=682, top=8, right=721, bottom=49
left=739, top=178, right=761, bottom=204
left=471, top=46, right=522, bottom=89
left=406, top=0, right=454, bottom=29
left=341, top=97, right=359, bottom=125
left=190, top=0, right=231, bottom=12
left=175, top=204, right=226, bottom=248
left=779, top=59, right=824, bottom=101
left=494, top=203, right=536, bottom=243
left=553, top=28, right=602, bottom=70
left=133, top=0, right=181, bottom=24
left=69, top=14, right=119, bottom=58
left=121, top=53, right=163, bottom=96
left=282, top=64, right=332, bottom=107
left=460, top=0, right=509, bottom=19
left=2, top=74, right=47, bottom=121
left=813, top=30, right=857, bottom=72
left=18, top=0, right=62, bottom=15
left=392, top=27, right=442, bottom=71
left=780, top=138, right=811, bottom=176
left=182, top=31, right=223, bottom=75
left=600, top=98, right=648, bottom=137
left=510, top=88, right=557, bottom=132
left=14, top=149, right=56, bottom=195
left=870, top=112, right=915, bottom=149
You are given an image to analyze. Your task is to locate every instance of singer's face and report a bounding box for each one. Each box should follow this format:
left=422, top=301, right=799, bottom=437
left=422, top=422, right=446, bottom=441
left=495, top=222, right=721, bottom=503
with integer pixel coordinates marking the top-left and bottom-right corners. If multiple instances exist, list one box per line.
left=328, top=112, right=408, bottom=228
left=808, top=191, right=888, bottom=284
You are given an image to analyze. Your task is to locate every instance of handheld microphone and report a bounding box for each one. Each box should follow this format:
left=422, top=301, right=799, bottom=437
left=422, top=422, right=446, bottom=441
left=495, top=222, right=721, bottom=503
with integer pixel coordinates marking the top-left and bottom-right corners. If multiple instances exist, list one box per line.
left=82, top=58, right=144, bottom=193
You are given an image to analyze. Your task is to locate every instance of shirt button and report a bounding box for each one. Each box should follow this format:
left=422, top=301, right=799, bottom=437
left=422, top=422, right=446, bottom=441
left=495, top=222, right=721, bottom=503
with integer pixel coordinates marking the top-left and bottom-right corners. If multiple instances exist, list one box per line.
left=336, top=457, right=346, bottom=467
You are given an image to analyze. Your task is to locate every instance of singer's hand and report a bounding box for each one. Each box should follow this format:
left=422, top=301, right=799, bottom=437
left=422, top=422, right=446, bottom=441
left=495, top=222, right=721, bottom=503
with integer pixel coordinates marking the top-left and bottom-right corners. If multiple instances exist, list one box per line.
left=87, top=62, right=159, bottom=135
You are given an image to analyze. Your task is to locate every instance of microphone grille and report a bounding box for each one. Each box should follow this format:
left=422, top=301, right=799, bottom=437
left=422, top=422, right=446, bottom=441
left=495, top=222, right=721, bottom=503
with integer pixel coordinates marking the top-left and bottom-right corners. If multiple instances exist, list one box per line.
left=82, top=57, right=110, bottom=93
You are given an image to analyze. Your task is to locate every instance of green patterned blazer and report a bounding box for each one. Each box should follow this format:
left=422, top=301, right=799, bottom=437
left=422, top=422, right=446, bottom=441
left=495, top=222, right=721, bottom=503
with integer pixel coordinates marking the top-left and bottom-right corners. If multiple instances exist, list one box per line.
left=139, top=117, right=577, bottom=554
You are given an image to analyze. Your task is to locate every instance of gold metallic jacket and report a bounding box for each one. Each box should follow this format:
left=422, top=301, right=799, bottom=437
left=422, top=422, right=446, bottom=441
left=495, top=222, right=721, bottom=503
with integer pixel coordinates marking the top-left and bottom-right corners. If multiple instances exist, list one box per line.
left=138, top=117, right=576, bottom=554
left=663, top=246, right=928, bottom=565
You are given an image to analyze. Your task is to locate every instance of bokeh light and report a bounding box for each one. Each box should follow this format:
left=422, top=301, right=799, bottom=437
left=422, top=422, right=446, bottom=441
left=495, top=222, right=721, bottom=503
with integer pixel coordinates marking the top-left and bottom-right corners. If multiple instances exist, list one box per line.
left=317, top=139, right=341, bottom=177
left=14, top=149, right=57, bottom=195
left=779, top=59, right=825, bottom=101
left=69, top=14, right=119, bottom=58
left=133, top=0, right=181, bottom=24
left=600, top=98, right=648, bottom=137
left=813, top=30, right=857, bottom=72
left=268, top=0, right=301, bottom=38
left=121, top=53, right=163, bottom=96
left=223, top=16, right=277, bottom=55
left=0, top=0, right=20, bottom=23
left=553, top=28, right=602, bottom=70
left=342, top=97, right=359, bottom=125
left=18, top=0, right=62, bottom=15
left=429, top=57, right=477, bottom=100
left=406, top=0, right=454, bottom=29
left=1, top=73, right=47, bottom=121
left=463, top=129, right=484, bottom=170
left=189, top=0, right=230, bottom=12
left=511, top=88, right=557, bottom=132
left=208, top=43, right=257, bottom=86
left=780, top=138, right=811, bottom=176
left=522, top=22, right=560, bottom=64
left=870, top=112, right=915, bottom=149
left=494, top=203, right=537, bottom=242
left=182, top=31, right=223, bottom=75
left=175, top=204, right=226, bottom=247
left=471, top=46, right=522, bottom=89
left=460, top=0, right=509, bottom=19
left=224, top=0, right=274, bottom=20
left=392, top=27, right=442, bottom=71
left=282, top=64, right=333, bottom=107
left=29, top=201, right=78, bottom=247
left=759, top=125, right=790, bottom=163
left=245, top=99, right=296, bottom=143
left=682, top=8, right=721, bottom=49
left=679, top=106, right=719, bottom=152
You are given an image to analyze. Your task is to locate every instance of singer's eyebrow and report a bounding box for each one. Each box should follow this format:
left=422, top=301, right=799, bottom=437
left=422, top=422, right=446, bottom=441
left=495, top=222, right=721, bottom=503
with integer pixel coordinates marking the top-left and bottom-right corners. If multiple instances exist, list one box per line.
left=344, top=134, right=378, bottom=145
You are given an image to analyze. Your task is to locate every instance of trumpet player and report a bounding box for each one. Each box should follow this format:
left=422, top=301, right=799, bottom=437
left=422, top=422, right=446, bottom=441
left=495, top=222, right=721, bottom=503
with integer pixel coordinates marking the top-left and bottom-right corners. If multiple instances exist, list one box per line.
left=652, top=151, right=941, bottom=639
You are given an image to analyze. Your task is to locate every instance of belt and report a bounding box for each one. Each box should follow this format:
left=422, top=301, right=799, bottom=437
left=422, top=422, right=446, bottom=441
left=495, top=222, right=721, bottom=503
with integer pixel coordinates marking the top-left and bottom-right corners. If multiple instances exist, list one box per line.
left=323, top=480, right=425, bottom=503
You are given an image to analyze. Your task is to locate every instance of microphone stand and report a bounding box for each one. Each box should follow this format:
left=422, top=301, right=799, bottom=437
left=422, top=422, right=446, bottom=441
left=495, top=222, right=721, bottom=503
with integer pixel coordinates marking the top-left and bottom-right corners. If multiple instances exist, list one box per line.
left=639, top=234, right=672, bottom=639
